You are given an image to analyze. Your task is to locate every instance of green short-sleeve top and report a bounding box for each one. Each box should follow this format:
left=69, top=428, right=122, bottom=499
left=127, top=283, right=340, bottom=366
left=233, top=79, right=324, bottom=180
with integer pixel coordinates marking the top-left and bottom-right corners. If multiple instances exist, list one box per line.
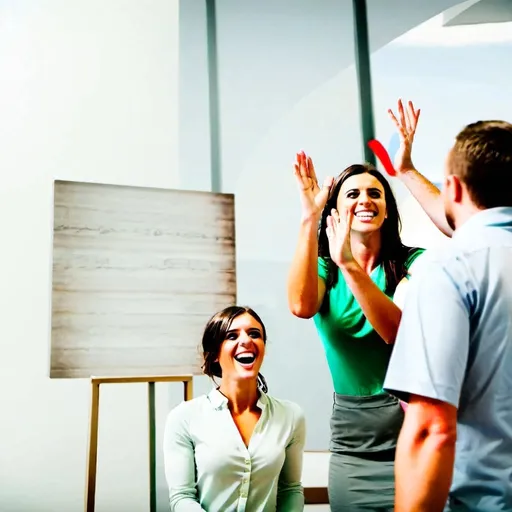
left=313, top=249, right=424, bottom=396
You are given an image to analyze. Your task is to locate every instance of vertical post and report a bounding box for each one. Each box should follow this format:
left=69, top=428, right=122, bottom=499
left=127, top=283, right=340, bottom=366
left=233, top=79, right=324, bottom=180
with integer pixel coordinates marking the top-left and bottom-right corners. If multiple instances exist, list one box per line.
left=205, top=0, right=222, bottom=193
left=85, top=380, right=100, bottom=512
left=148, top=381, right=156, bottom=512
left=352, top=0, right=376, bottom=166
left=85, top=376, right=192, bottom=512
left=184, top=379, right=194, bottom=401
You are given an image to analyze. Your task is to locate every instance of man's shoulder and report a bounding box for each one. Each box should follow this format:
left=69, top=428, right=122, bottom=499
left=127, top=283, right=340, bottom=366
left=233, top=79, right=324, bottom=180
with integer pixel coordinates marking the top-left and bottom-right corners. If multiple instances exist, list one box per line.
left=405, top=241, right=477, bottom=313
left=409, top=239, right=458, bottom=275
left=413, top=236, right=484, bottom=274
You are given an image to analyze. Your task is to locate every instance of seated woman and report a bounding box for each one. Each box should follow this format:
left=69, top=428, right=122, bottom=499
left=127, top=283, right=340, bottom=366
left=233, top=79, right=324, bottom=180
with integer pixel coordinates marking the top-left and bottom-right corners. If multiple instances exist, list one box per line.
left=163, top=305, right=306, bottom=512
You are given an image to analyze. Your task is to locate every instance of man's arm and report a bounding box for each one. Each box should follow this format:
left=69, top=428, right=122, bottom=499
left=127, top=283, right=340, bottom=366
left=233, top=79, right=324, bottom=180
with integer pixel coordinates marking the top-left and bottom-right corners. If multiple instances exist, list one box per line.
left=395, top=396, right=457, bottom=512
left=387, top=99, right=453, bottom=237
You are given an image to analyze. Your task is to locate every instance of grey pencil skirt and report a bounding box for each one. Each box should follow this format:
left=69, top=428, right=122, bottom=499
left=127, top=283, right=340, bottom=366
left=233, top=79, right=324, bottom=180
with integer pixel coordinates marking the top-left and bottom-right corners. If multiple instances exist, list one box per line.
left=328, top=392, right=404, bottom=511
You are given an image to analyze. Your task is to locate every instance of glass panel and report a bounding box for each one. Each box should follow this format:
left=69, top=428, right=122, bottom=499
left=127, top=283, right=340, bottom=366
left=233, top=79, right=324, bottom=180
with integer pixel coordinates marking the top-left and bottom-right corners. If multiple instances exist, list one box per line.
left=221, top=0, right=364, bottom=451
left=369, top=0, right=512, bottom=248
left=180, top=0, right=363, bottom=450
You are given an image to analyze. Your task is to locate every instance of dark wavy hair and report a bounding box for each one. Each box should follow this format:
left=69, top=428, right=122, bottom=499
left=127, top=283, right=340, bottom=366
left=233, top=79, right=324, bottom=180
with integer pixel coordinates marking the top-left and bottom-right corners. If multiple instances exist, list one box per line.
left=201, top=305, right=268, bottom=393
left=318, top=164, right=420, bottom=311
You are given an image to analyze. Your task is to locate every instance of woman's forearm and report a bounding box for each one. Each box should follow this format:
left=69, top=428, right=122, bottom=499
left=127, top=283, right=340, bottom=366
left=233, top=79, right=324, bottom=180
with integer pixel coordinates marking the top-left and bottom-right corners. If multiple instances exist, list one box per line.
left=287, top=217, right=321, bottom=318
left=340, top=262, right=402, bottom=343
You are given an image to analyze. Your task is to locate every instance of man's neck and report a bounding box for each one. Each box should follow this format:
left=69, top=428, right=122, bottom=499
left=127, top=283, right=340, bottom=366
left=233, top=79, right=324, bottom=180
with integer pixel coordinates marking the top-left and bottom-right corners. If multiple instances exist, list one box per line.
left=453, top=202, right=485, bottom=231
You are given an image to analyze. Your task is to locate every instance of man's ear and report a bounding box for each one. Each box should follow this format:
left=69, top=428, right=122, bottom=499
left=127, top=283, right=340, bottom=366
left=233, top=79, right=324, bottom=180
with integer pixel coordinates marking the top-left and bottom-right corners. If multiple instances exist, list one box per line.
left=446, top=174, right=463, bottom=204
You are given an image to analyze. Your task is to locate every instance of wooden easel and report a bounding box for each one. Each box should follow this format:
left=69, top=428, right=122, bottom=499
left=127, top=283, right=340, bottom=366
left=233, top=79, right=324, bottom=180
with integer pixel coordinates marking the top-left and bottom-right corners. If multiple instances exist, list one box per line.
left=84, top=375, right=194, bottom=512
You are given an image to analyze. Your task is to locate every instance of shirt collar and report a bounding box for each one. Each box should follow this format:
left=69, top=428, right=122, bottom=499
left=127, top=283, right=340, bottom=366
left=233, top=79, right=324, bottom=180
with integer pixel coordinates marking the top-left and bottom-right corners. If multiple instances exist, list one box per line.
left=207, top=387, right=268, bottom=410
left=453, top=207, right=512, bottom=239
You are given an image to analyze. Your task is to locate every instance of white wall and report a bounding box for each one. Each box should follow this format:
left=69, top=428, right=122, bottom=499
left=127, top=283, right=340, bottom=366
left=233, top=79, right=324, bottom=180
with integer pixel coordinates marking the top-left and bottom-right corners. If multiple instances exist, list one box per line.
left=0, top=1, right=179, bottom=511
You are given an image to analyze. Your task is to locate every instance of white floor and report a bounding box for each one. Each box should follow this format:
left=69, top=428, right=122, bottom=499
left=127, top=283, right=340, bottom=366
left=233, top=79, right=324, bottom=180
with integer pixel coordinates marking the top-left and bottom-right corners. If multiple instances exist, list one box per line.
left=302, top=451, right=330, bottom=510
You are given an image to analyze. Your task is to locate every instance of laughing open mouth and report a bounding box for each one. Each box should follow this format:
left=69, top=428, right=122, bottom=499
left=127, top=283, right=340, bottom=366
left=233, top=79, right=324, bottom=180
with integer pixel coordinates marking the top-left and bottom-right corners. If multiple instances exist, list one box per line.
left=234, top=352, right=256, bottom=365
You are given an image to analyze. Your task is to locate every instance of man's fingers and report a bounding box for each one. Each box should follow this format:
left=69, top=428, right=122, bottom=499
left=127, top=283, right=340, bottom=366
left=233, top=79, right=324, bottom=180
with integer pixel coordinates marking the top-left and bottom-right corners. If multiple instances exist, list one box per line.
left=405, top=106, right=415, bottom=133
left=398, top=99, right=407, bottom=130
left=406, top=100, right=421, bottom=133
left=388, top=109, right=400, bottom=128
left=408, top=100, right=421, bottom=123
left=408, top=100, right=417, bottom=120
left=388, top=109, right=408, bottom=139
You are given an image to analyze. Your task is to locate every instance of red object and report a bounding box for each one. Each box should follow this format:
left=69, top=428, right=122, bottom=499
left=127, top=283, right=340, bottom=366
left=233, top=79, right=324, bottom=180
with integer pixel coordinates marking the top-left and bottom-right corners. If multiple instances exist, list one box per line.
left=368, top=139, right=396, bottom=177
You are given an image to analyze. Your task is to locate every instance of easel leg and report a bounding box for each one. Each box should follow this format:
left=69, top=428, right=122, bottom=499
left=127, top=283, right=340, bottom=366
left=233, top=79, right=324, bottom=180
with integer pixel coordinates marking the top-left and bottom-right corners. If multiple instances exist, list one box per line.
left=85, top=380, right=100, bottom=512
left=148, top=382, right=156, bottom=512
left=184, top=380, right=193, bottom=401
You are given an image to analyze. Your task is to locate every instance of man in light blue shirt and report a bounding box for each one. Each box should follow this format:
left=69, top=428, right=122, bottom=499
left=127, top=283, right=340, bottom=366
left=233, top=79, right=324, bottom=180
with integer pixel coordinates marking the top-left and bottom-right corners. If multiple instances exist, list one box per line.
left=383, top=119, right=512, bottom=511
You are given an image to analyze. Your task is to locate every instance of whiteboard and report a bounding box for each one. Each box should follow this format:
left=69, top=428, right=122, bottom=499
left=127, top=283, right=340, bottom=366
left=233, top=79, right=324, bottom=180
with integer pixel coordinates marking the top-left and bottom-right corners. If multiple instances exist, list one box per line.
left=49, top=180, right=236, bottom=378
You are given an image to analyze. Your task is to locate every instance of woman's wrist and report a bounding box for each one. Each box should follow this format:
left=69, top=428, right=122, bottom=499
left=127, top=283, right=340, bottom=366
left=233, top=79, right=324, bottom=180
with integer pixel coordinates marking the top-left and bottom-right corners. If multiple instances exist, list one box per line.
left=337, top=259, right=361, bottom=274
left=300, top=212, right=321, bottom=227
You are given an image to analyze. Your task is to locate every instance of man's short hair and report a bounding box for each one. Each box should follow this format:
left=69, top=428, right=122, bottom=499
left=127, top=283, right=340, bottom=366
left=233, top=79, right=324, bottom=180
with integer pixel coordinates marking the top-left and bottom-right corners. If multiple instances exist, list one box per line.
left=449, top=120, right=512, bottom=209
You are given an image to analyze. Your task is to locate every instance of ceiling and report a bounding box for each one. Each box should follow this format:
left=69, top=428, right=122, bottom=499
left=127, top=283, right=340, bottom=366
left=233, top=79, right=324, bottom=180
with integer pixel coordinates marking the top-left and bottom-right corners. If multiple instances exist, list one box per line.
left=443, top=0, right=512, bottom=26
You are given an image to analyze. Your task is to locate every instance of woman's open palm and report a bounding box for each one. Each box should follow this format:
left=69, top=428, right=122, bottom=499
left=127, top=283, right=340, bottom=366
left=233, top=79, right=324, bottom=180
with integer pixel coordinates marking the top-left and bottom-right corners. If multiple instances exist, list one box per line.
left=294, top=151, right=333, bottom=221
left=326, top=206, right=356, bottom=268
left=388, top=99, right=420, bottom=174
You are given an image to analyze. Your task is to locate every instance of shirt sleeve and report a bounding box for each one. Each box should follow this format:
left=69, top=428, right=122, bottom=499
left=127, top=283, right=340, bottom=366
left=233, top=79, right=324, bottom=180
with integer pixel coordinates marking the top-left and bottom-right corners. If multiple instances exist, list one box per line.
left=276, top=405, right=306, bottom=511
left=163, top=405, right=206, bottom=512
left=384, top=259, right=470, bottom=408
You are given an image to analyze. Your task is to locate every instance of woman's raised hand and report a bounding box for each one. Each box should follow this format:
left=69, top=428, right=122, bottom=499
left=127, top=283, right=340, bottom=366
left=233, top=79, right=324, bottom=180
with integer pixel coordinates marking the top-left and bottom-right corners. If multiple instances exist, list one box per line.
left=326, top=206, right=357, bottom=268
left=294, top=151, right=333, bottom=222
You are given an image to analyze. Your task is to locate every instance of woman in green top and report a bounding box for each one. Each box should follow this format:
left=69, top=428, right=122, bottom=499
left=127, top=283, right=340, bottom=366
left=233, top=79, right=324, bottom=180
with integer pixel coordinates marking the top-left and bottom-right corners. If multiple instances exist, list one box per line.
left=287, top=150, right=423, bottom=511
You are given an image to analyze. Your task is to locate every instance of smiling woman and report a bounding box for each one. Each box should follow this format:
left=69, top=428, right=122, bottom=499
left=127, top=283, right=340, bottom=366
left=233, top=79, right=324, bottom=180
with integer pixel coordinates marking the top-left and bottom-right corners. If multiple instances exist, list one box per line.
left=288, top=153, right=425, bottom=511
left=163, top=306, right=306, bottom=512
